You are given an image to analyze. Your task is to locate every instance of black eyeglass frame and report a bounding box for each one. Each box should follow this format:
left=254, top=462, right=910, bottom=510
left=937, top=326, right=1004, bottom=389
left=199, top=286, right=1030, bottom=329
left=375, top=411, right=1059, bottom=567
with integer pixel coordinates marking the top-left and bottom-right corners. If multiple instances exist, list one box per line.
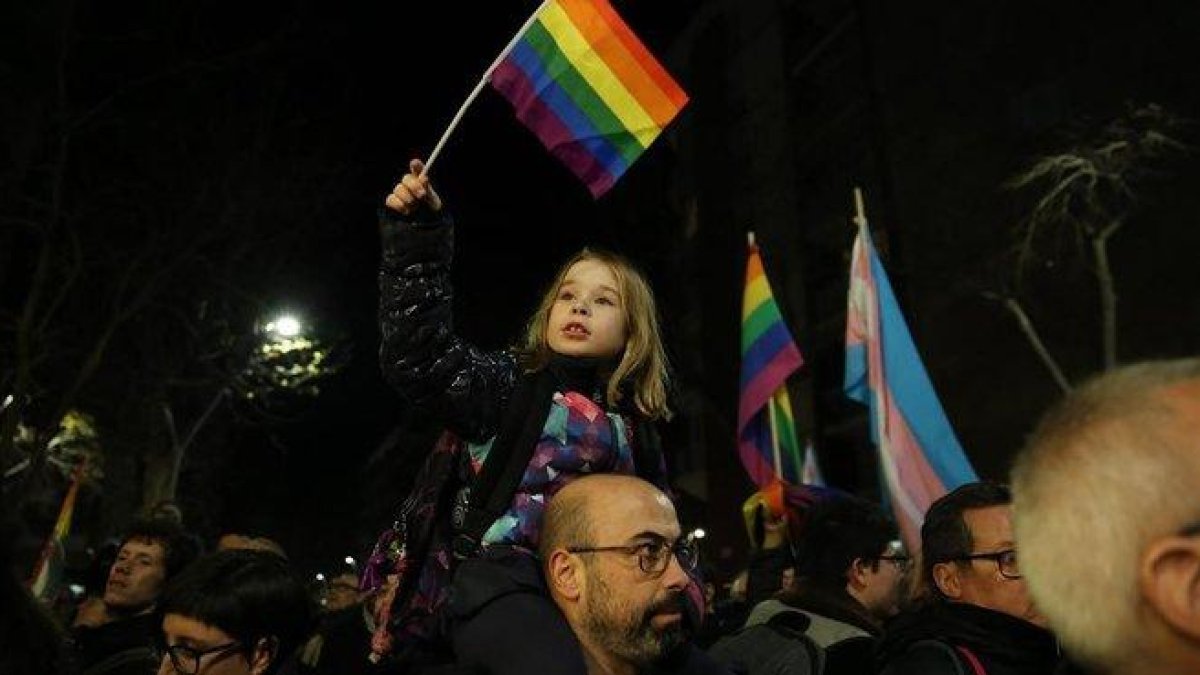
left=875, top=554, right=913, bottom=572
left=952, top=549, right=1022, bottom=580
left=567, top=536, right=699, bottom=575
left=162, top=641, right=244, bottom=675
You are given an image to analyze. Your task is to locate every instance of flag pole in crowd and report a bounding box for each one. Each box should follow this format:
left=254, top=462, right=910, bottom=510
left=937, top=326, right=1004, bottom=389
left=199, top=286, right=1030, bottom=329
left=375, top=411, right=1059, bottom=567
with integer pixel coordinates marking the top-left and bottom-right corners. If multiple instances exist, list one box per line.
left=28, top=461, right=86, bottom=602
left=843, top=187, right=978, bottom=551
left=424, top=0, right=689, bottom=198
left=738, top=231, right=806, bottom=488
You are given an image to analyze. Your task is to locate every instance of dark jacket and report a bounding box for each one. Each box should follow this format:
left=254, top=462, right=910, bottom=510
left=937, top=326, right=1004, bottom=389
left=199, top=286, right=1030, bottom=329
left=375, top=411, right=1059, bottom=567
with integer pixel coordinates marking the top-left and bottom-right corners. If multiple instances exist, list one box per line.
left=876, top=602, right=1059, bottom=675
left=69, top=614, right=159, bottom=675
left=378, top=209, right=518, bottom=444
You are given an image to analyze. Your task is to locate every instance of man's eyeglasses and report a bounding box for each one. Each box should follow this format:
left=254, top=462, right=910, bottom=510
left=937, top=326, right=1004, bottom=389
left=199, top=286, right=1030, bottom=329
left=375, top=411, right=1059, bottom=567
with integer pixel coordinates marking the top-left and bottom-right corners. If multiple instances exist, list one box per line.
left=954, top=549, right=1021, bottom=580
left=162, top=642, right=243, bottom=675
left=876, top=554, right=912, bottom=573
left=568, top=536, right=699, bottom=575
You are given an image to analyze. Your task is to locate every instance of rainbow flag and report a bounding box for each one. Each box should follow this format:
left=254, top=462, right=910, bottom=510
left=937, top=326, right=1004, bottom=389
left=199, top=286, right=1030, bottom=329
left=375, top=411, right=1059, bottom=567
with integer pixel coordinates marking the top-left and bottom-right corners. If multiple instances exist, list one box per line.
left=738, top=237, right=805, bottom=487
left=490, top=0, right=688, bottom=197
left=844, top=222, right=977, bottom=550
left=29, top=464, right=85, bottom=601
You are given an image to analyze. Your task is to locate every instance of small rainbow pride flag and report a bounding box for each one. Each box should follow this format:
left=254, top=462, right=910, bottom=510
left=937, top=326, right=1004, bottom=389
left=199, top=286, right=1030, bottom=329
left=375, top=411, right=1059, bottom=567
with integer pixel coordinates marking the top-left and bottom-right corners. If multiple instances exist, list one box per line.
left=29, top=463, right=85, bottom=602
left=490, top=0, right=689, bottom=197
left=738, top=235, right=805, bottom=487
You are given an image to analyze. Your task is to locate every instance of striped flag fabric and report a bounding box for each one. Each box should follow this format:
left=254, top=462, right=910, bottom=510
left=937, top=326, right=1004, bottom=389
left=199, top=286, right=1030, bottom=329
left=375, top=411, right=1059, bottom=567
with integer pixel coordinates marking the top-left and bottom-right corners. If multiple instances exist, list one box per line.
left=738, top=235, right=805, bottom=487
left=844, top=222, right=978, bottom=550
left=28, top=463, right=85, bottom=602
left=801, top=442, right=825, bottom=487
left=490, top=0, right=688, bottom=197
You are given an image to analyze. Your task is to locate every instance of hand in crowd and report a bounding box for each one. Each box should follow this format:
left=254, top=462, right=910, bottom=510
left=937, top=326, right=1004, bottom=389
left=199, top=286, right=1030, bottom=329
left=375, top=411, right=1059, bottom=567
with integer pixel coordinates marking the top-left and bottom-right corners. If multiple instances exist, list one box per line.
left=384, top=158, right=442, bottom=216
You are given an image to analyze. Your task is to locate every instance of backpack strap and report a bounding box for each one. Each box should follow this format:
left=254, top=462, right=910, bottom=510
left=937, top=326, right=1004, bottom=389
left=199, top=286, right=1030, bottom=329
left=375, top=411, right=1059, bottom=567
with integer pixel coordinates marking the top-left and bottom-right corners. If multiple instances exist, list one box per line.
left=954, top=646, right=987, bottom=675
left=453, top=370, right=556, bottom=558
left=907, top=640, right=970, bottom=675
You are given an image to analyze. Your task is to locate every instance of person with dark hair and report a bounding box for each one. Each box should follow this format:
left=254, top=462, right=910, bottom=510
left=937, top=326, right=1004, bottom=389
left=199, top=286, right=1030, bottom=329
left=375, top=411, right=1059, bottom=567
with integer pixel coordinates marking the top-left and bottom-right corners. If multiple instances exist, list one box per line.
left=69, top=517, right=201, bottom=675
left=158, top=549, right=316, bottom=675
left=876, top=482, right=1059, bottom=675
left=709, top=496, right=906, bottom=675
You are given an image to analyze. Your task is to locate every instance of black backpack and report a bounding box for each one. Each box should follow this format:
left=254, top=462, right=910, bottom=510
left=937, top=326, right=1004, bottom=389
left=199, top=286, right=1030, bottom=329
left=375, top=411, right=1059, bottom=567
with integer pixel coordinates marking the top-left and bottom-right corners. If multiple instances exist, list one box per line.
left=708, top=609, right=825, bottom=675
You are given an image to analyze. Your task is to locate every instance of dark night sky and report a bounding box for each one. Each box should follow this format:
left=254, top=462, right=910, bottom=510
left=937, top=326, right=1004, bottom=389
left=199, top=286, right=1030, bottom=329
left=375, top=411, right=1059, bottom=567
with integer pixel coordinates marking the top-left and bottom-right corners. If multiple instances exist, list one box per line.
left=5, top=0, right=1200, bottom=578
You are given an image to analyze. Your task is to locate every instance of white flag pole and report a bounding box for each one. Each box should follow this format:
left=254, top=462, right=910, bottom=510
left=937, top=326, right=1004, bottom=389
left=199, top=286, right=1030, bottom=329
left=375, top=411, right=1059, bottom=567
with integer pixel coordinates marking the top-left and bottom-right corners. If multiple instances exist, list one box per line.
left=853, top=186, right=868, bottom=231
left=423, top=0, right=550, bottom=175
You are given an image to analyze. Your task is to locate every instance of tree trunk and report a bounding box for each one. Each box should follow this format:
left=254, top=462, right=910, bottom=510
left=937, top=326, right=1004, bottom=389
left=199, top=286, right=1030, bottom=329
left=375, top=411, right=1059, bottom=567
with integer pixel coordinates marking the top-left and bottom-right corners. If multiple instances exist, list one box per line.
left=1093, top=221, right=1122, bottom=371
left=993, top=295, right=1073, bottom=393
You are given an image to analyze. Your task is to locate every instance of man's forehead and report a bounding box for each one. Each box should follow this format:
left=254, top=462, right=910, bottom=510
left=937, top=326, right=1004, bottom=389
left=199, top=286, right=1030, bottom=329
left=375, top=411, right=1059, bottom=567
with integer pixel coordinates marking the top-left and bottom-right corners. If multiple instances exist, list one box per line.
left=592, top=489, right=680, bottom=541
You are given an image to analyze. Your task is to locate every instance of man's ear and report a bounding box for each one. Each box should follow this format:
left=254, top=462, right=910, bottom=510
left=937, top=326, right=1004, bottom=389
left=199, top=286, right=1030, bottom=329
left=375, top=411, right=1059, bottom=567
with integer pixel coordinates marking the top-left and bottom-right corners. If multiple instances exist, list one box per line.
left=932, top=561, right=962, bottom=600
left=249, top=636, right=278, bottom=675
left=1139, top=535, right=1200, bottom=642
left=546, top=549, right=584, bottom=602
left=847, top=558, right=871, bottom=591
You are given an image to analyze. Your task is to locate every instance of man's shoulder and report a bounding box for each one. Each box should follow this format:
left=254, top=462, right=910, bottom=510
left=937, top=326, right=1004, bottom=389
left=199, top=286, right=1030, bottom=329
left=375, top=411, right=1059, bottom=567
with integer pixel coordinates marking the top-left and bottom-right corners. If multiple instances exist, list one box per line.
left=879, top=639, right=968, bottom=675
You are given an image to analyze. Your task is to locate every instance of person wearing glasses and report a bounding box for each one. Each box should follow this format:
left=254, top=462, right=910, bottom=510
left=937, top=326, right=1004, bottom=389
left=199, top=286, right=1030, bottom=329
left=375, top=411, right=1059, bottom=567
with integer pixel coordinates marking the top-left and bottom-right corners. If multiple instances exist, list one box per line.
left=1013, top=359, right=1200, bottom=675
left=876, top=482, right=1060, bottom=675
left=540, top=474, right=730, bottom=675
left=709, top=495, right=906, bottom=675
left=157, top=550, right=314, bottom=675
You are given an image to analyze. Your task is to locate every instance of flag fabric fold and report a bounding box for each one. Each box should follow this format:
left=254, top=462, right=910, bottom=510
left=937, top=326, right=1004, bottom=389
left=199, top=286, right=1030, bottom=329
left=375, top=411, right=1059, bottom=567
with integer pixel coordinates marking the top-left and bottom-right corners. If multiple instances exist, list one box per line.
left=489, top=0, right=688, bottom=197
left=29, top=464, right=85, bottom=602
left=844, top=222, right=978, bottom=550
left=738, top=239, right=805, bottom=487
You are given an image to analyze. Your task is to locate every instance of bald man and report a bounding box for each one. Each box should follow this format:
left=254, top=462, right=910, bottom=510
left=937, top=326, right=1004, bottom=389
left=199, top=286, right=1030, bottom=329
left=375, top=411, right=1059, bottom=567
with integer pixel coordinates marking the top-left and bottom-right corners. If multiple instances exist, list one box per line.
left=540, top=475, right=730, bottom=675
left=1013, top=358, right=1200, bottom=675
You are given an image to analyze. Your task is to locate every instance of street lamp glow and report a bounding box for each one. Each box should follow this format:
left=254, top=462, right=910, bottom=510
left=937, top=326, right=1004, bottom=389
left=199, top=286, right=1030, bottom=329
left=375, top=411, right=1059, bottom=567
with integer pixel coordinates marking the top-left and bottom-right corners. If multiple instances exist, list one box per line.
left=268, top=315, right=302, bottom=337
left=692, top=528, right=707, bottom=540
left=315, top=573, right=326, bottom=582
left=344, top=556, right=356, bottom=566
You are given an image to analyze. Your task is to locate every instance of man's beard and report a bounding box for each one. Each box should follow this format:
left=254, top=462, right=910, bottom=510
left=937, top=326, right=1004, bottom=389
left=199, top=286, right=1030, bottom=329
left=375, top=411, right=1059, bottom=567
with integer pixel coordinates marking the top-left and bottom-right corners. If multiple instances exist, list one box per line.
left=582, top=569, right=688, bottom=667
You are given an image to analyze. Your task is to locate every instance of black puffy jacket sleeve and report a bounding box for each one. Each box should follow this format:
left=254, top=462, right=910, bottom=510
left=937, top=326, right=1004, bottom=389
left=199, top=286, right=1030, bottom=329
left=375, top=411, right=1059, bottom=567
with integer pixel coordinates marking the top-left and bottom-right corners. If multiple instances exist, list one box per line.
left=378, top=209, right=518, bottom=443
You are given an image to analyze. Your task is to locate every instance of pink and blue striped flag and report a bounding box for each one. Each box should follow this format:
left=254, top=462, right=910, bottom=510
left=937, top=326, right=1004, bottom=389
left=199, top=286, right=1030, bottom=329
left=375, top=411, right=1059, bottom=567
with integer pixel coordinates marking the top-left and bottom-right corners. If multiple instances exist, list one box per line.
left=844, top=222, right=977, bottom=550
left=738, top=238, right=805, bottom=487
left=490, top=0, right=689, bottom=198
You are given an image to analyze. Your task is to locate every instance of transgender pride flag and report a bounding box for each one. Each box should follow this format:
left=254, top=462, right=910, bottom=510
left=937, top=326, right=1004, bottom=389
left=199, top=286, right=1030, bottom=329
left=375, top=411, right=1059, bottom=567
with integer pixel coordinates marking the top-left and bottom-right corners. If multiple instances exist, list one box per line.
left=845, top=221, right=977, bottom=550
left=738, top=235, right=805, bottom=487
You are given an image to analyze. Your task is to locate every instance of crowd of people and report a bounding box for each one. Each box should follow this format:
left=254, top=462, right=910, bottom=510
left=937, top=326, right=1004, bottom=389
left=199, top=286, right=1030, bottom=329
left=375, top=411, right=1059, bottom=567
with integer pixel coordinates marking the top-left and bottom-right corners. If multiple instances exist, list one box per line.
left=4, top=160, right=1199, bottom=675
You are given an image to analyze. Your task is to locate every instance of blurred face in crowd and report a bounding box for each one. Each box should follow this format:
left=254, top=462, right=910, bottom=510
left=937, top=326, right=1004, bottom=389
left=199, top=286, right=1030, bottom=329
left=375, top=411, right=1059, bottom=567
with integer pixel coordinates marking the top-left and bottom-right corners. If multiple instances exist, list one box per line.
left=324, top=573, right=361, bottom=612
left=104, top=538, right=167, bottom=614
left=547, top=259, right=628, bottom=360
left=935, top=505, right=1046, bottom=627
left=158, top=613, right=270, bottom=675
left=855, top=543, right=908, bottom=619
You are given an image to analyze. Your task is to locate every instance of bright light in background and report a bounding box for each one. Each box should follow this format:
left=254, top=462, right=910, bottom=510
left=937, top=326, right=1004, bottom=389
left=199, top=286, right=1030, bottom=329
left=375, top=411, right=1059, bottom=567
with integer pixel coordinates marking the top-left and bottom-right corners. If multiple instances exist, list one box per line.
left=265, top=314, right=302, bottom=337
left=1, top=394, right=13, bottom=410
left=344, top=556, right=356, bottom=566
left=315, top=573, right=326, bottom=582
left=691, top=528, right=707, bottom=540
